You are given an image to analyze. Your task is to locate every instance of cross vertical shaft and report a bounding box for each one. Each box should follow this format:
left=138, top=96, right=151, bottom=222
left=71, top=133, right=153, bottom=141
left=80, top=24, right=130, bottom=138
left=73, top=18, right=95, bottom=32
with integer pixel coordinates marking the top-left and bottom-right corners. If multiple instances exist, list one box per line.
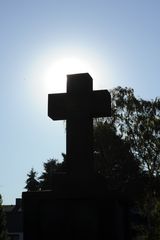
left=66, top=74, right=93, bottom=178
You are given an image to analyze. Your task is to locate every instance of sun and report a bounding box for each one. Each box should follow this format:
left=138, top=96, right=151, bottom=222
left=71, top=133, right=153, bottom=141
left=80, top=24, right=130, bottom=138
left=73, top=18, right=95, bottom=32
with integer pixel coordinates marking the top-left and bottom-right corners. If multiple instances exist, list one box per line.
left=44, top=57, right=94, bottom=93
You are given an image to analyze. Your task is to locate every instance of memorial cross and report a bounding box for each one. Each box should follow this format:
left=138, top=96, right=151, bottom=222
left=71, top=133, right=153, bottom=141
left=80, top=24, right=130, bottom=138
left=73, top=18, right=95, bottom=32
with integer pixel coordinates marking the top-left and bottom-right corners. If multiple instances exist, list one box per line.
left=48, top=73, right=111, bottom=179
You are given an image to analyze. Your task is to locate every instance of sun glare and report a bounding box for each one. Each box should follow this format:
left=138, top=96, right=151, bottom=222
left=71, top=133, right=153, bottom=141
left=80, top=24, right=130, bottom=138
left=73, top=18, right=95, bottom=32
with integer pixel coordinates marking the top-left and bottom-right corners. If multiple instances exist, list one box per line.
left=44, top=57, right=95, bottom=93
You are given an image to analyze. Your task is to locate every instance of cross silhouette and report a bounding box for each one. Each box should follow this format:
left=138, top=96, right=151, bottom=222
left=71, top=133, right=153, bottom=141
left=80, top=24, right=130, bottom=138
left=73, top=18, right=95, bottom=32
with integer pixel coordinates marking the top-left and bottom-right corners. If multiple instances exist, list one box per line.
left=48, top=73, right=111, bottom=179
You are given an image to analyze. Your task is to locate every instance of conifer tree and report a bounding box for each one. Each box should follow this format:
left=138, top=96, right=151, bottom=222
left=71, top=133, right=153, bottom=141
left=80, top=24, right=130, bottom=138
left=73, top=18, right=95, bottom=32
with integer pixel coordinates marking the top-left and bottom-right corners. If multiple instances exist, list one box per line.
left=25, top=168, right=40, bottom=191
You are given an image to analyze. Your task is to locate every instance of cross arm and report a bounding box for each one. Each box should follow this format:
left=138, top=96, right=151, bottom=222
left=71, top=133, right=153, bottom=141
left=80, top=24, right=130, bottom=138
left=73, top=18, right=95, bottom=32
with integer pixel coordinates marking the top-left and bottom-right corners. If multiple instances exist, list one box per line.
left=91, top=90, right=111, bottom=118
left=48, top=93, right=68, bottom=120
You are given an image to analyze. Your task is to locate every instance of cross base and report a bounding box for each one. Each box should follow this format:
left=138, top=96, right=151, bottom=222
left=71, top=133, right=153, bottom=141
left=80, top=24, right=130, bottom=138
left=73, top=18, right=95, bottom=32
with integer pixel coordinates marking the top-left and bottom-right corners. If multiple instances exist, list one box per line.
left=22, top=178, right=130, bottom=240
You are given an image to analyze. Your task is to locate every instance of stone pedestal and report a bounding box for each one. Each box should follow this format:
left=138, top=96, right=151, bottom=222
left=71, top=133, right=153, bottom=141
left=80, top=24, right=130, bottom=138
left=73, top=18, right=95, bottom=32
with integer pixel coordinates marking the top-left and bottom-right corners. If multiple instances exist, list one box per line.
left=22, top=176, right=130, bottom=240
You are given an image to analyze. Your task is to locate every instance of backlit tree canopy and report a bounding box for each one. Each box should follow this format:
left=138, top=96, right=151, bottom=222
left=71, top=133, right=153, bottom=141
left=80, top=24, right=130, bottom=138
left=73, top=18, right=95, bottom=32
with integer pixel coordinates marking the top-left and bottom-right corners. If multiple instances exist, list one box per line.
left=105, top=86, right=160, bottom=177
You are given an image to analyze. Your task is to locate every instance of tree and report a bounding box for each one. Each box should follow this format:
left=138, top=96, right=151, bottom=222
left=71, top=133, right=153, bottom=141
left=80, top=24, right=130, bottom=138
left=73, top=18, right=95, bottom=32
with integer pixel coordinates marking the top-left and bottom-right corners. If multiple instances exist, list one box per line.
left=109, top=86, right=160, bottom=179
left=0, top=194, right=8, bottom=240
left=94, top=121, right=142, bottom=197
left=25, top=168, right=40, bottom=191
left=96, top=87, right=160, bottom=239
left=39, top=157, right=65, bottom=190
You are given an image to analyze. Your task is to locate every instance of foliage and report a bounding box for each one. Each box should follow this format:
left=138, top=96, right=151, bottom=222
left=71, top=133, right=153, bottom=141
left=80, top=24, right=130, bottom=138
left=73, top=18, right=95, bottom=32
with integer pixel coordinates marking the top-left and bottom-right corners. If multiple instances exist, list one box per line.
left=39, top=156, right=66, bottom=190
left=94, top=121, right=141, bottom=196
left=98, top=86, right=160, bottom=239
left=0, top=195, right=8, bottom=240
left=25, top=168, right=40, bottom=191
left=109, top=86, right=160, bottom=179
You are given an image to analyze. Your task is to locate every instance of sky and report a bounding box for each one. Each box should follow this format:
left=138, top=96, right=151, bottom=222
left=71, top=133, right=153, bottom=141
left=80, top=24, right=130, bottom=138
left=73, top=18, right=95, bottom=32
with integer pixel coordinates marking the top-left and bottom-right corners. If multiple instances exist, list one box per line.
left=0, top=0, right=160, bottom=204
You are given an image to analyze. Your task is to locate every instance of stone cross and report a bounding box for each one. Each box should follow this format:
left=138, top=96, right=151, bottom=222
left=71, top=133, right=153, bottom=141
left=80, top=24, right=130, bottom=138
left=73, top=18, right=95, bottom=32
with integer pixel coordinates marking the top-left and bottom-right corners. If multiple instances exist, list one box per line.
left=48, top=73, right=111, bottom=179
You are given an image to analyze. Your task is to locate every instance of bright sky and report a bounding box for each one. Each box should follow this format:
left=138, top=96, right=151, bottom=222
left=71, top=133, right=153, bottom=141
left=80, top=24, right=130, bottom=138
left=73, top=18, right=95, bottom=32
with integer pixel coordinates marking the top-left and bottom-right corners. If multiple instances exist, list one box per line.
left=0, top=0, right=160, bottom=204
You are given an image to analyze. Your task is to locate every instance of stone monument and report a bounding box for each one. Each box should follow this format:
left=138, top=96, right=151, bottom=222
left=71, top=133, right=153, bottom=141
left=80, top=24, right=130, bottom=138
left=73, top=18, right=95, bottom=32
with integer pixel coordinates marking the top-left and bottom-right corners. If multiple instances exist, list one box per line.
left=22, top=73, right=130, bottom=240
left=48, top=73, right=111, bottom=178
